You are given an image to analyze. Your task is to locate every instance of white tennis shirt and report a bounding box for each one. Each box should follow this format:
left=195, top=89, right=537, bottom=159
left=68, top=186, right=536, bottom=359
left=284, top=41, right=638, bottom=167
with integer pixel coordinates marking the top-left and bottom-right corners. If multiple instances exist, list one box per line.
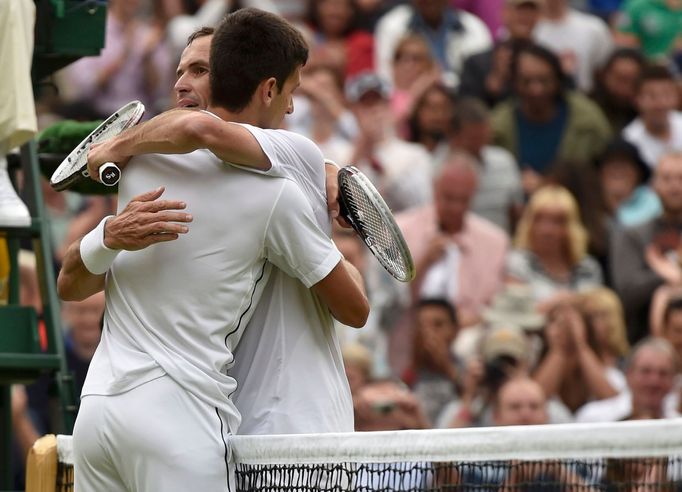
left=81, top=137, right=342, bottom=435
left=231, top=126, right=355, bottom=434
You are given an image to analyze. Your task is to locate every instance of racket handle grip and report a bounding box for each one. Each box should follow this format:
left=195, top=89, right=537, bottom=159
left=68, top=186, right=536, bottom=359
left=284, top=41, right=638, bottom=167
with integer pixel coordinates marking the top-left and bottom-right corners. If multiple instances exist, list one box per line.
left=99, top=163, right=121, bottom=186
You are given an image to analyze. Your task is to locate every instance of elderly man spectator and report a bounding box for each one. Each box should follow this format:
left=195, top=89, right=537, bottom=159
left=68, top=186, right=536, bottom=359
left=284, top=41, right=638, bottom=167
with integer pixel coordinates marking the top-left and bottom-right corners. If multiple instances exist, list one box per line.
left=398, top=153, right=509, bottom=328
left=458, top=0, right=542, bottom=108
left=611, top=152, right=682, bottom=344
left=374, top=0, right=491, bottom=89
left=534, top=0, right=613, bottom=92
left=622, top=64, right=682, bottom=170
left=446, top=97, right=523, bottom=234
left=492, top=44, right=612, bottom=195
left=576, top=337, right=679, bottom=421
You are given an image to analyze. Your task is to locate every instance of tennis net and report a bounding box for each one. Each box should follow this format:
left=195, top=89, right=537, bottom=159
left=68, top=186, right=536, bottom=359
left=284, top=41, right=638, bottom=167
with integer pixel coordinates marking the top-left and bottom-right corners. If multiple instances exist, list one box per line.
left=40, top=419, right=682, bottom=492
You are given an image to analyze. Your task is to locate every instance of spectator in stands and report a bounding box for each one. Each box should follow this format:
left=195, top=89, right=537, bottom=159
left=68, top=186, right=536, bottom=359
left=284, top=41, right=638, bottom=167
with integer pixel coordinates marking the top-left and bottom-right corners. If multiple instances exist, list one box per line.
left=622, top=64, right=682, bottom=169
left=294, top=64, right=356, bottom=165
left=579, top=287, right=631, bottom=377
left=533, top=300, right=622, bottom=414
left=507, top=185, right=604, bottom=307
left=402, top=299, right=461, bottom=426
left=304, top=0, right=374, bottom=78
left=596, top=138, right=661, bottom=228
left=373, top=0, right=492, bottom=89
left=534, top=0, right=613, bottom=92
left=615, top=0, right=682, bottom=61
left=446, top=97, right=523, bottom=233
left=660, top=295, right=682, bottom=363
left=590, top=48, right=646, bottom=134
left=389, top=34, right=443, bottom=136
left=398, top=153, right=509, bottom=328
left=62, top=0, right=173, bottom=119
left=610, top=152, right=682, bottom=344
left=405, top=83, right=456, bottom=157
left=493, top=376, right=549, bottom=426
left=354, top=379, right=430, bottom=431
left=576, top=337, right=679, bottom=421
left=492, top=44, right=612, bottom=194
left=347, top=71, right=433, bottom=212
left=458, top=0, right=541, bottom=108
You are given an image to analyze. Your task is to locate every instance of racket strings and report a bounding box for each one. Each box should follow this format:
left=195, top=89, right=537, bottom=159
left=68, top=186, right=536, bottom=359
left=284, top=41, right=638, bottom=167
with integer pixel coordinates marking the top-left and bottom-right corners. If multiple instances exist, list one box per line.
left=342, top=178, right=410, bottom=279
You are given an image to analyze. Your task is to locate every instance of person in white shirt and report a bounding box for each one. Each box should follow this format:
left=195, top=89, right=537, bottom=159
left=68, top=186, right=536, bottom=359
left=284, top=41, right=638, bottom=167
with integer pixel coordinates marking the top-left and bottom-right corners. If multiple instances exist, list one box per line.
left=623, top=64, right=682, bottom=169
left=533, top=0, right=613, bottom=92
left=59, top=9, right=369, bottom=491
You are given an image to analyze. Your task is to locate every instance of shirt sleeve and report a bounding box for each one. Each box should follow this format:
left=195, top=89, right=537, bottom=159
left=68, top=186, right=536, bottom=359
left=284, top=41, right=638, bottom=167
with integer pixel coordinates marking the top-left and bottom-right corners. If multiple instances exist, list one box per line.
left=264, top=180, right=342, bottom=288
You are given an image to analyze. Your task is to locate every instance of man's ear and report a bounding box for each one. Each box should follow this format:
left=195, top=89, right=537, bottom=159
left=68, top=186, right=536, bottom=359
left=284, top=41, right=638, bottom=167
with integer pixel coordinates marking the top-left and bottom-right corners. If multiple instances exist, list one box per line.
left=261, top=77, right=278, bottom=106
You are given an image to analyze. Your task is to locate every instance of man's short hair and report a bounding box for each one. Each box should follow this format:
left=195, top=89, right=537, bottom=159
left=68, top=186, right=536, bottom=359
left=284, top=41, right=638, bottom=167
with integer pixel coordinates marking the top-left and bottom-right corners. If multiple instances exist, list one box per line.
left=635, top=63, right=676, bottom=92
left=210, top=8, right=309, bottom=112
left=187, top=26, right=215, bottom=46
left=416, top=298, right=458, bottom=325
left=450, top=97, right=489, bottom=134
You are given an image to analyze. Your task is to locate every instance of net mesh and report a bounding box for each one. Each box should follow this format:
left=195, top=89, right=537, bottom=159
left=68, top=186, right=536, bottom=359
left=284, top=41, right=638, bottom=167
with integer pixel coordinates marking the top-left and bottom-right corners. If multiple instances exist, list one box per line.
left=48, top=420, right=682, bottom=492
left=339, top=169, right=414, bottom=282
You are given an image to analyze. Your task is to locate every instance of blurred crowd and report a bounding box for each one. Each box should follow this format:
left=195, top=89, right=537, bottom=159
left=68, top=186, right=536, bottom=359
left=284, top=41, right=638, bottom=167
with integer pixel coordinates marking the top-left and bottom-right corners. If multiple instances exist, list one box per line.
left=10, top=0, right=682, bottom=480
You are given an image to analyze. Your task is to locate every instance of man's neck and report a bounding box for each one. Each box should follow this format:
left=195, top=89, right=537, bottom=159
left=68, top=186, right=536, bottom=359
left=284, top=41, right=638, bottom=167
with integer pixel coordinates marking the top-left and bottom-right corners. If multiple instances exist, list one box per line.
left=521, top=102, right=558, bottom=123
left=545, top=1, right=568, bottom=21
left=449, top=137, right=482, bottom=159
left=644, top=116, right=671, bottom=139
left=208, top=105, right=259, bottom=126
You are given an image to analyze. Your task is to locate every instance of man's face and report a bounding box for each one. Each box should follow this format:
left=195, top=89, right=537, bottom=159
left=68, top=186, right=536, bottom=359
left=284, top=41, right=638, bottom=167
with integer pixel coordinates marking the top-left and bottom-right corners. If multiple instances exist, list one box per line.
left=504, top=3, right=540, bottom=40
left=627, top=347, right=675, bottom=413
left=653, top=156, right=682, bottom=214
left=636, top=79, right=679, bottom=126
left=455, top=121, right=491, bottom=156
left=262, top=66, right=301, bottom=129
left=599, top=159, right=641, bottom=212
left=416, top=305, right=458, bottom=347
left=494, top=379, right=548, bottom=426
left=174, top=35, right=212, bottom=109
left=515, top=53, right=560, bottom=112
left=602, top=58, right=641, bottom=105
left=434, top=166, right=477, bottom=233
left=416, top=88, right=454, bottom=141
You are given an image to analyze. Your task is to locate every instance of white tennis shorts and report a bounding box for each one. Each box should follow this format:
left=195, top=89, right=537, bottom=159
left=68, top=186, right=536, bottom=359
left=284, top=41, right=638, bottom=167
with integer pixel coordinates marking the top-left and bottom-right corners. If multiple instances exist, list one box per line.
left=72, top=375, right=234, bottom=492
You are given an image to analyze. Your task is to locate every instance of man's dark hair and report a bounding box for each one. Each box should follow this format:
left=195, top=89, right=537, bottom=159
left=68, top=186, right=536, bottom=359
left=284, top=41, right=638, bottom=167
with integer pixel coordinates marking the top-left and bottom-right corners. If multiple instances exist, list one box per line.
left=416, top=298, right=458, bottom=325
left=187, top=26, right=215, bottom=46
left=210, top=8, right=309, bottom=112
left=635, top=63, right=676, bottom=92
left=450, top=96, right=489, bottom=134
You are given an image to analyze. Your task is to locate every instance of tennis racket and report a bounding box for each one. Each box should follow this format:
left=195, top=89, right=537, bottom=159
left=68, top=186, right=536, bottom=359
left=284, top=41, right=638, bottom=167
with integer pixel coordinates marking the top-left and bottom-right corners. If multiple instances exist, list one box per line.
left=336, top=164, right=415, bottom=282
left=50, top=101, right=145, bottom=191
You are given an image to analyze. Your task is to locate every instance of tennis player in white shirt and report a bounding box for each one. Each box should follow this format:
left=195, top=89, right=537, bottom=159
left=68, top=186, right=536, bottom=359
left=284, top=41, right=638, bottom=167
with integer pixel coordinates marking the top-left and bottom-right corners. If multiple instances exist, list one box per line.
left=59, top=9, right=368, bottom=492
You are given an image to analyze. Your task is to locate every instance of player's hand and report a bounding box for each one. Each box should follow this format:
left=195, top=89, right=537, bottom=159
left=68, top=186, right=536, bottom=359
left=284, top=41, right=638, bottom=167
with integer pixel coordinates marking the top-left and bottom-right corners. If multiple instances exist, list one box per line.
left=87, top=141, right=131, bottom=182
left=325, top=159, right=351, bottom=228
left=103, top=187, right=192, bottom=250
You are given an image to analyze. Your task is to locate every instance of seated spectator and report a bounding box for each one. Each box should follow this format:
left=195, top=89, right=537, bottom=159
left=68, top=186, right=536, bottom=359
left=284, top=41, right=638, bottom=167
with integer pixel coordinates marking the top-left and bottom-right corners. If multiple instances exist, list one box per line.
left=303, top=0, right=374, bottom=78
left=459, top=0, right=541, bottom=108
left=596, top=138, right=661, bottom=228
left=405, top=82, right=456, bottom=157
left=446, top=97, right=523, bottom=233
left=579, top=287, right=631, bottom=381
left=534, top=0, right=613, bottom=92
left=373, top=0, right=491, bottom=88
left=614, top=0, right=682, bottom=61
left=354, top=379, right=430, bottom=431
left=402, top=299, right=461, bottom=426
left=610, top=152, right=682, bottom=344
left=622, top=64, right=682, bottom=169
left=398, top=153, right=509, bottom=328
left=533, top=300, right=622, bottom=414
left=507, top=185, right=604, bottom=307
left=62, top=0, right=173, bottom=119
left=576, top=337, right=679, bottom=421
left=389, top=34, right=442, bottom=136
left=590, top=48, right=645, bottom=134
left=347, top=71, right=433, bottom=212
left=492, top=44, right=612, bottom=195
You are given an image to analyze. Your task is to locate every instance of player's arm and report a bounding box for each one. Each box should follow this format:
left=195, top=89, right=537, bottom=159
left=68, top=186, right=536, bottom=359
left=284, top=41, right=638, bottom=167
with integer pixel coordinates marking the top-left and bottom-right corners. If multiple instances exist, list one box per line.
left=312, top=258, right=369, bottom=328
left=57, top=187, right=192, bottom=301
left=87, top=109, right=271, bottom=178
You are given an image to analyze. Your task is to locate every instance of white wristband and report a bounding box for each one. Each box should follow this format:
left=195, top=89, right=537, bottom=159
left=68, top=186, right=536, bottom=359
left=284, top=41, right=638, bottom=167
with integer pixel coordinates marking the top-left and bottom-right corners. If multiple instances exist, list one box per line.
left=80, top=215, right=120, bottom=275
